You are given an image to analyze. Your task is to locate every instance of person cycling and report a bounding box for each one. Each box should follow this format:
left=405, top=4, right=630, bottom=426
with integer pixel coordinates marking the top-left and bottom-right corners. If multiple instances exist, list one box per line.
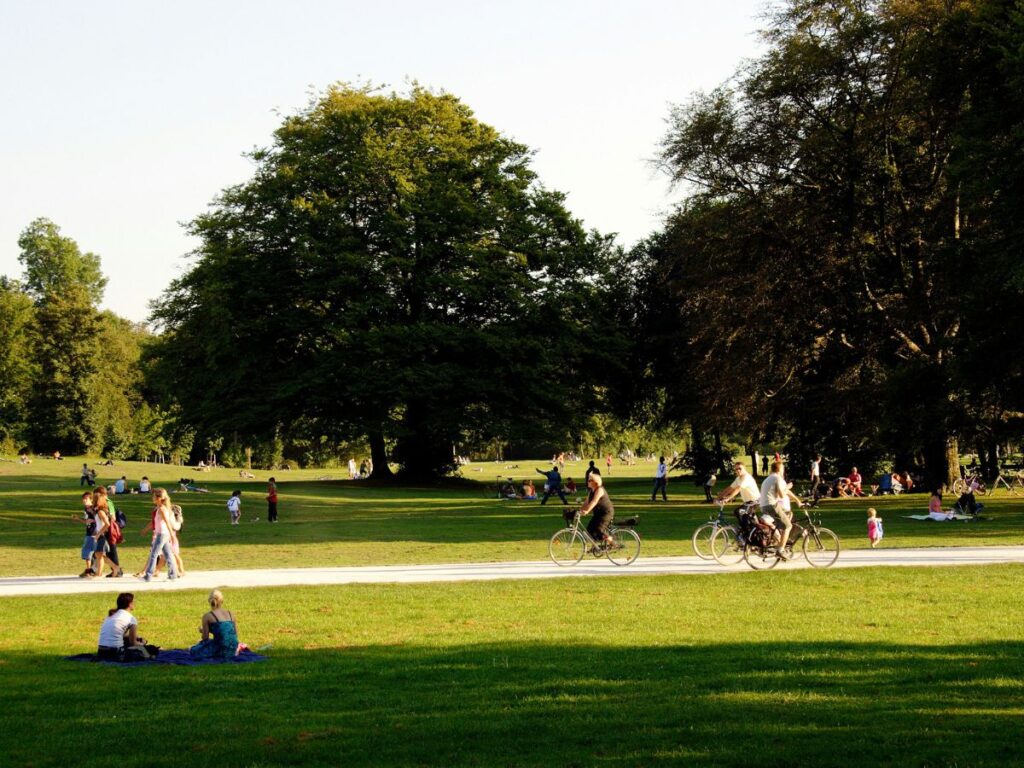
left=580, top=473, right=614, bottom=550
left=758, top=460, right=802, bottom=559
left=716, top=461, right=760, bottom=505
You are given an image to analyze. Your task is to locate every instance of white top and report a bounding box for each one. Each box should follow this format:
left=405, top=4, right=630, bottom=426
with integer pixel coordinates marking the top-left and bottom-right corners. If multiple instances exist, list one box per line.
left=655, top=462, right=667, bottom=479
left=227, top=497, right=241, bottom=513
left=154, top=506, right=167, bottom=535
left=139, top=480, right=151, bottom=493
left=728, top=473, right=760, bottom=503
left=810, top=460, right=820, bottom=478
left=759, top=473, right=789, bottom=508
left=98, top=609, right=137, bottom=648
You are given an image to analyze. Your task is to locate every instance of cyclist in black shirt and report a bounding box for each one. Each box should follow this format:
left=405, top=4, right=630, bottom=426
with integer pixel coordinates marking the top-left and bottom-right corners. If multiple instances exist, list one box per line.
left=580, top=473, right=614, bottom=548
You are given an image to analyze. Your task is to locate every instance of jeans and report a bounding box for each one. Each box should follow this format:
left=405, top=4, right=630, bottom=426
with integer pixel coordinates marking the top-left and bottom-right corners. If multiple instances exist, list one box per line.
left=144, top=533, right=178, bottom=578
left=651, top=477, right=667, bottom=500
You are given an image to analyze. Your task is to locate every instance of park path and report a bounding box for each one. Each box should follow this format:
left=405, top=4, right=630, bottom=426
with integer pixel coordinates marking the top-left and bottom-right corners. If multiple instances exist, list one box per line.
left=1, top=545, right=1023, bottom=596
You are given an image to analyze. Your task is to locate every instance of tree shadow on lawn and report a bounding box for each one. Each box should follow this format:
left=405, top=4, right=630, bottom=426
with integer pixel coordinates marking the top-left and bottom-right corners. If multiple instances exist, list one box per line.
left=3, top=641, right=1023, bottom=767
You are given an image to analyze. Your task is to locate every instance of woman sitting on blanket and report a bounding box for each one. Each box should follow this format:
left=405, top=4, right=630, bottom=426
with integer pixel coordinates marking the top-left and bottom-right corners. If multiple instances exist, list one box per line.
left=97, top=592, right=156, bottom=661
left=928, top=491, right=953, bottom=521
left=190, top=589, right=241, bottom=659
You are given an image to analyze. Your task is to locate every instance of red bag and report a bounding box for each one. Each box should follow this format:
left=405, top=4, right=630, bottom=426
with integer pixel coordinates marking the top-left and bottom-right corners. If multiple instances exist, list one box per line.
left=107, top=518, right=124, bottom=545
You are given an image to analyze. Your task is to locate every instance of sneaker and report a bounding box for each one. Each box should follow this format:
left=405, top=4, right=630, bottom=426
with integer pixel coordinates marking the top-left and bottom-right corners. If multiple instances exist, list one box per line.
left=776, top=549, right=790, bottom=561
left=142, top=574, right=152, bottom=582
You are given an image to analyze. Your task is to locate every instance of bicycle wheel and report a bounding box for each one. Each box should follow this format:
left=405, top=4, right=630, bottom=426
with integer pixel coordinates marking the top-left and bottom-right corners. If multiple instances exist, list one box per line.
left=607, top=528, right=641, bottom=565
left=743, top=543, right=780, bottom=570
left=803, top=527, right=840, bottom=568
left=549, top=529, right=585, bottom=566
left=710, top=526, right=745, bottom=566
left=691, top=523, right=717, bottom=560
left=952, top=478, right=966, bottom=495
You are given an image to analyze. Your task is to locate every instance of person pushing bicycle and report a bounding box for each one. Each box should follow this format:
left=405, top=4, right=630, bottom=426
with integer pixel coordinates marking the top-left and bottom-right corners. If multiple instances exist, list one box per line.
left=580, top=473, right=615, bottom=550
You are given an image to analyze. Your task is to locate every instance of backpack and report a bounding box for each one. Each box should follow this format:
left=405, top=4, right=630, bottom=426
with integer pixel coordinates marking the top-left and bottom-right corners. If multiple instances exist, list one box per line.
left=171, top=505, right=184, bottom=531
left=108, top=517, right=124, bottom=545
left=109, top=500, right=127, bottom=528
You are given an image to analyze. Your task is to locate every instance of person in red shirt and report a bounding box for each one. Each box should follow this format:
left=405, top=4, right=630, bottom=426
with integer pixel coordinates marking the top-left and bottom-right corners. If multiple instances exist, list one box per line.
left=266, top=478, right=279, bottom=523
left=847, top=467, right=864, bottom=496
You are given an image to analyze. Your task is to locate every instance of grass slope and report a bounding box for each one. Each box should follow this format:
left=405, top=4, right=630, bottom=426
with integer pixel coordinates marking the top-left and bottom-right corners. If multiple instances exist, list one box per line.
left=2, top=457, right=1023, bottom=577
left=1, top=566, right=1023, bottom=767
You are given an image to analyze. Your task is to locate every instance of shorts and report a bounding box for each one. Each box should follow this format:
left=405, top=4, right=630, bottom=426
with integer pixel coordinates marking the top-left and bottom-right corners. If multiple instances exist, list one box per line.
left=93, top=536, right=110, bottom=555
left=81, top=536, right=97, bottom=561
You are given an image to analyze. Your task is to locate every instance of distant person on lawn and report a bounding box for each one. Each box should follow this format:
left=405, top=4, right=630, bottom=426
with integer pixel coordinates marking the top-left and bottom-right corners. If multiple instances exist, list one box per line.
left=228, top=490, right=242, bottom=525
left=536, top=466, right=568, bottom=506
left=266, top=478, right=278, bottom=522
left=651, top=456, right=668, bottom=501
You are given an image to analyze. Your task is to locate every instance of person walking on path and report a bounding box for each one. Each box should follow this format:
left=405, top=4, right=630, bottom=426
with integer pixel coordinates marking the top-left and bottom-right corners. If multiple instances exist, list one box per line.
left=266, top=478, right=278, bottom=523
left=141, top=489, right=179, bottom=582
left=651, top=456, right=668, bottom=501
left=536, top=466, right=569, bottom=506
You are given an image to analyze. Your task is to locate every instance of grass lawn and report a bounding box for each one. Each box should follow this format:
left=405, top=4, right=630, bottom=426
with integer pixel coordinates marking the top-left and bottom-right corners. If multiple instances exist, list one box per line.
left=2, top=457, right=1024, bottom=577
left=2, top=566, right=1023, bottom=767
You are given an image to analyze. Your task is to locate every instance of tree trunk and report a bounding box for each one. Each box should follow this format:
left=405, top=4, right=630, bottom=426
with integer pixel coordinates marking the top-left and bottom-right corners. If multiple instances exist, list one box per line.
left=369, top=430, right=393, bottom=480
left=924, top=434, right=960, bottom=492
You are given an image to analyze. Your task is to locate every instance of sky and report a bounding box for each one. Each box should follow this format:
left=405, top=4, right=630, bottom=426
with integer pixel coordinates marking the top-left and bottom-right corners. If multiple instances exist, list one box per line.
left=0, top=0, right=768, bottom=323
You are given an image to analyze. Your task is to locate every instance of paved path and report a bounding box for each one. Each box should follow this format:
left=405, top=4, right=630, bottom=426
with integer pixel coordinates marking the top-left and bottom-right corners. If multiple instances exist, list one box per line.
left=2, top=545, right=1023, bottom=597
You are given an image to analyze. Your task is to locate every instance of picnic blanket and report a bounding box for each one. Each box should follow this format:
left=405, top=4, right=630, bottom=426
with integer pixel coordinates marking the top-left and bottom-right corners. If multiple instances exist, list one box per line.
left=66, top=649, right=267, bottom=666
left=902, top=514, right=981, bottom=521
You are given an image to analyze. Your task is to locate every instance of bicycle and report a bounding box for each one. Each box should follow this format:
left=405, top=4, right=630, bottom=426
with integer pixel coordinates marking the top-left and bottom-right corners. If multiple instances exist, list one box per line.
left=989, top=470, right=1024, bottom=496
left=692, top=500, right=736, bottom=559
left=740, top=507, right=840, bottom=570
left=952, top=473, right=986, bottom=496
left=707, top=500, right=759, bottom=566
left=549, top=509, right=641, bottom=566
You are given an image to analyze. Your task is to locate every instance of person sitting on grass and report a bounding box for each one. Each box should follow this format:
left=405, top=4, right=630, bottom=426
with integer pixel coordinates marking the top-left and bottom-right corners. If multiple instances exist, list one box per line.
left=847, top=467, right=864, bottom=496
left=521, top=480, right=537, bottom=500
left=238, top=469, right=255, bottom=479
left=190, top=589, right=241, bottom=659
left=97, top=592, right=154, bottom=661
left=114, top=476, right=128, bottom=494
left=928, top=491, right=952, bottom=521
left=580, top=473, right=615, bottom=552
left=138, top=476, right=151, bottom=494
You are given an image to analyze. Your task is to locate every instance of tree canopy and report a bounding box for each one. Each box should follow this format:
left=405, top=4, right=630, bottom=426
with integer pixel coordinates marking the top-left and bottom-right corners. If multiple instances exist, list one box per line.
left=149, top=85, right=621, bottom=478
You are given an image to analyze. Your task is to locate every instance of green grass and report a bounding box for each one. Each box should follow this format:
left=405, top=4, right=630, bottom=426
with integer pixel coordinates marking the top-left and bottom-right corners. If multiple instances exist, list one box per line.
left=3, top=456, right=1024, bottom=577
left=2, top=566, right=1024, bottom=767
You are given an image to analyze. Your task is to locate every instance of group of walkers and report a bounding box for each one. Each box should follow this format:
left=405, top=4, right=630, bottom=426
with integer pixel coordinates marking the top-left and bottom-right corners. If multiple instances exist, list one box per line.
left=97, top=589, right=245, bottom=662
left=73, top=477, right=282, bottom=579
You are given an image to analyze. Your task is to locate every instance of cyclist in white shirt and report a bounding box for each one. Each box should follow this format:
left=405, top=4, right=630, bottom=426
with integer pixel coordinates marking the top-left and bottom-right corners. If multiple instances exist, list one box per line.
left=759, top=461, right=802, bottom=559
left=717, top=461, right=760, bottom=504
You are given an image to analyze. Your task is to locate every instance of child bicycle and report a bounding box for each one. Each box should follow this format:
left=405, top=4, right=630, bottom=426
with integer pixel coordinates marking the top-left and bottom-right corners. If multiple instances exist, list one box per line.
left=549, top=508, right=640, bottom=566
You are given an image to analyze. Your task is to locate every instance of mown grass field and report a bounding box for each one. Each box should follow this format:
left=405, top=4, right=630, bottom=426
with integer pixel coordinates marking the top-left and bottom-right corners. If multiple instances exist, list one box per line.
left=2, top=456, right=1023, bottom=577
left=2, top=567, right=1023, bottom=767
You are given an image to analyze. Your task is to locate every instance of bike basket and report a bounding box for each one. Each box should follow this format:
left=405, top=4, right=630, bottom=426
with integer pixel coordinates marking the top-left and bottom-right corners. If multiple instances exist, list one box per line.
left=562, top=508, right=576, bottom=523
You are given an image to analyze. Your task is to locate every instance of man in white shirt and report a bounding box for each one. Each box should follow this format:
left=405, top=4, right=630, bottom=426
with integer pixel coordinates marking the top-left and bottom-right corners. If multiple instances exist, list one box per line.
left=651, top=456, right=668, bottom=501
left=759, top=461, right=802, bottom=559
left=717, top=462, right=760, bottom=505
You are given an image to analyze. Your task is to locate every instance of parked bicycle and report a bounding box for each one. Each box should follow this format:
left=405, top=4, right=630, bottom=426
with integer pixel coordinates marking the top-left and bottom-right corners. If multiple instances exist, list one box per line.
left=737, top=507, right=840, bottom=570
left=952, top=473, right=986, bottom=496
left=549, top=509, right=641, bottom=566
left=989, top=470, right=1024, bottom=496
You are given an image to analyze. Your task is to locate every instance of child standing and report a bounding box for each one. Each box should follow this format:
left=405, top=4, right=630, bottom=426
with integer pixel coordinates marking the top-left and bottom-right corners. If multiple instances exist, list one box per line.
left=867, top=508, right=884, bottom=548
left=227, top=490, right=242, bottom=525
left=266, top=478, right=278, bottom=523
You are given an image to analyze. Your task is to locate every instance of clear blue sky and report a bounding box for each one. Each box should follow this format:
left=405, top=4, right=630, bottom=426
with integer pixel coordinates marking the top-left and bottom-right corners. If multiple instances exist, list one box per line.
left=0, top=0, right=767, bottom=323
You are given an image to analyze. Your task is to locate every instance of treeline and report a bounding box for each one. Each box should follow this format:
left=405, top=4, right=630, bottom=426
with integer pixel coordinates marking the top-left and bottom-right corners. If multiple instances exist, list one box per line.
left=3, top=0, right=1023, bottom=484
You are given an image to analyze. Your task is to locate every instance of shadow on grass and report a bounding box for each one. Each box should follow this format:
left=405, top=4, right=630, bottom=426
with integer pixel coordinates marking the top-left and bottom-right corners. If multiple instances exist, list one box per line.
left=2, top=641, right=1023, bottom=767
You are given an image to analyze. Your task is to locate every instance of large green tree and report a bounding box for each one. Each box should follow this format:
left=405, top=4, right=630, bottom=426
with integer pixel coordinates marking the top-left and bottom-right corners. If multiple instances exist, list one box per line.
left=0, top=278, right=36, bottom=449
left=17, top=218, right=107, bottom=452
left=150, top=85, right=619, bottom=479
left=652, top=0, right=1019, bottom=489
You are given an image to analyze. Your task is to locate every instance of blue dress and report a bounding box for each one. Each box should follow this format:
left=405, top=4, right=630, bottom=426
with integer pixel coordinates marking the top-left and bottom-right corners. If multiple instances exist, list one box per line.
left=189, top=612, right=239, bottom=659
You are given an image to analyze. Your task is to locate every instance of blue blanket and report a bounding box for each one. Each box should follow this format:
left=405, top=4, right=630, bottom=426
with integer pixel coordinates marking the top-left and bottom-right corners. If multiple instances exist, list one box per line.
left=66, top=649, right=267, bottom=666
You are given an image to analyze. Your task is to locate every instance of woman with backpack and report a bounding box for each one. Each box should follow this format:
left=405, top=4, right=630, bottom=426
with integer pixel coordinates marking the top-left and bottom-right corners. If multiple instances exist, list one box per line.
left=91, top=487, right=124, bottom=578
